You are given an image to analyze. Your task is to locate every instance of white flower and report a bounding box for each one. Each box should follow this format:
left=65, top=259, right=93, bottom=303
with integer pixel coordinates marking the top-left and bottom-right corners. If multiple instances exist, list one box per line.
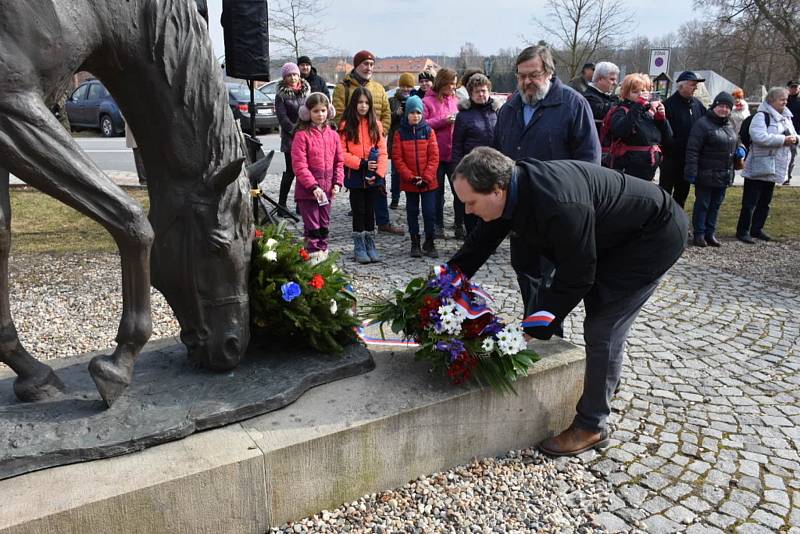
left=347, top=308, right=355, bottom=317
left=265, top=238, right=278, bottom=248
left=481, top=338, right=495, bottom=353
left=496, top=325, right=527, bottom=356
left=437, top=302, right=466, bottom=335
left=263, top=250, right=278, bottom=262
left=329, top=299, right=338, bottom=315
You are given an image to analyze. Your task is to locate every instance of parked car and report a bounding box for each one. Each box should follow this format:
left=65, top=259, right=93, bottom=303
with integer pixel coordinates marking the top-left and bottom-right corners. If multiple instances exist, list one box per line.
left=65, top=80, right=125, bottom=137
left=227, top=83, right=278, bottom=134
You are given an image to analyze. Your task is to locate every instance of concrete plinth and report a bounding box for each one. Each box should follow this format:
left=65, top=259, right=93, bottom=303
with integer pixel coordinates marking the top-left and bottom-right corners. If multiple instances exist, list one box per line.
left=0, top=339, right=585, bottom=533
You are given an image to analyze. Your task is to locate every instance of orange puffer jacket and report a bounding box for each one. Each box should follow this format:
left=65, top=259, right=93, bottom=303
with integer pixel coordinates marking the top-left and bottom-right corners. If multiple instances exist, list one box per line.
left=338, top=116, right=389, bottom=189
left=391, top=120, right=439, bottom=193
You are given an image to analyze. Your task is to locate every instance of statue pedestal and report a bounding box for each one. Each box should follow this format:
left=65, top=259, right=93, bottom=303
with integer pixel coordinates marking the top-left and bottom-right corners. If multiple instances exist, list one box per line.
left=0, top=339, right=585, bottom=533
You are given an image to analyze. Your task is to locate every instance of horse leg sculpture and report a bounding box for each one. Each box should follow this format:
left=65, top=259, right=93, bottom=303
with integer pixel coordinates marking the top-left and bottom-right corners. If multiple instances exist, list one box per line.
left=0, top=93, right=153, bottom=406
left=0, top=166, right=65, bottom=401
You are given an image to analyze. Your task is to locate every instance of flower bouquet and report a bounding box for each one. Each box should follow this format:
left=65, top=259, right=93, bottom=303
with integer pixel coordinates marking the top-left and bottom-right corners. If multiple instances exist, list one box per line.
left=363, top=264, right=538, bottom=393
left=250, top=221, right=359, bottom=353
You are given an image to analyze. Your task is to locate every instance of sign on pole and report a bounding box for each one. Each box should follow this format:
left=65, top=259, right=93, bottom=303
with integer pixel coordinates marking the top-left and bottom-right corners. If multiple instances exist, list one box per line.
left=649, top=49, right=670, bottom=77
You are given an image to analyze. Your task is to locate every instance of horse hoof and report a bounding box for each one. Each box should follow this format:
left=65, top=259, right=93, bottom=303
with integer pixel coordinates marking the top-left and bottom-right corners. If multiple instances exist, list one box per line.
left=13, top=369, right=65, bottom=402
left=88, top=355, right=131, bottom=407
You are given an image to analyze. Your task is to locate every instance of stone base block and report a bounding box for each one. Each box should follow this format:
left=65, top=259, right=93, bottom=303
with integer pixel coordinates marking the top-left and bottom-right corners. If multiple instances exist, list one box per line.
left=0, top=338, right=585, bottom=533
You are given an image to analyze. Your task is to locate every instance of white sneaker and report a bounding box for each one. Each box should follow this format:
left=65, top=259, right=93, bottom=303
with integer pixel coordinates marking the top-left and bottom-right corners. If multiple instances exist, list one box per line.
left=308, top=250, right=328, bottom=266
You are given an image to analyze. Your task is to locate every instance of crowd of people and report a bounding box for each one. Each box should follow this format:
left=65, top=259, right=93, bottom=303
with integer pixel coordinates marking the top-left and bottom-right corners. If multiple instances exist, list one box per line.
left=271, top=47, right=799, bottom=261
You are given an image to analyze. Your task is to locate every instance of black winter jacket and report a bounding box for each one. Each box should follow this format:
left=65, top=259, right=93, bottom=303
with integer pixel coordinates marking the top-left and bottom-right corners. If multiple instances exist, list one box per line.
left=451, top=97, right=499, bottom=165
left=684, top=111, right=739, bottom=188
left=610, top=100, right=673, bottom=174
left=662, top=91, right=706, bottom=161
left=788, top=94, right=800, bottom=133
left=448, top=159, right=688, bottom=339
left=302, top=67, right=330, bottom=99
left=583, top=84, right=619, bottom=129
left=275, top=79, right=311, bottom=153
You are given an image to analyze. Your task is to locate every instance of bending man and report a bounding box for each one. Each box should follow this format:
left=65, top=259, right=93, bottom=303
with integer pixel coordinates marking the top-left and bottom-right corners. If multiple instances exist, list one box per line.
left=448, top=147, right=688, bottom=456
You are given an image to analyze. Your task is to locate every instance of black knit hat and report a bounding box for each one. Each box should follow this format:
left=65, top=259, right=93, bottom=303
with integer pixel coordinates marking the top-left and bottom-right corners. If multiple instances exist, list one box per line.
left=712, top=91, right=735, bottom=109
left=297, top=56, right=312, bottom=66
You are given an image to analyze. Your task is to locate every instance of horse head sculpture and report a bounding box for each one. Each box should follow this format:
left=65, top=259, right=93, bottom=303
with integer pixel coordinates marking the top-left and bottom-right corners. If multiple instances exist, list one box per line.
left=0, top=0, right=253, bottom=405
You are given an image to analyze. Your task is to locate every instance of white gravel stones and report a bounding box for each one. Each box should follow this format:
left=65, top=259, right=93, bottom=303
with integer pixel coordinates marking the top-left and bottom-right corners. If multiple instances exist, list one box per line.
left=270, top=450, right=610, bottom=533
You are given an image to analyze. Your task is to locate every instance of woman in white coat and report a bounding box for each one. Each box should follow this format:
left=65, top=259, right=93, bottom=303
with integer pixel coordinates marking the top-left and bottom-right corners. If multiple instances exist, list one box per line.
left=736, top=87, right=798, bottom=243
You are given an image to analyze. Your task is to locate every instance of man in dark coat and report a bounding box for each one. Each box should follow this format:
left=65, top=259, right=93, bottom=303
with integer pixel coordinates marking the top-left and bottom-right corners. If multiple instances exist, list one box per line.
left=449, top=147, right=688, bottom=456
left=297, top=56, right=330, bottom=100
left=787, top=80, right=799, bottom=184
left=582, top=61, right=620, bottom=132
left=660, top=71, right=707, bottom=208
left=493, top=45, right=600, bottom=338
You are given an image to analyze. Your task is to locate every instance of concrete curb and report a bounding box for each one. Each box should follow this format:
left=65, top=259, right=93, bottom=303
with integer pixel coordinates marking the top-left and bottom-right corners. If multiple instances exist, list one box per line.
left=0, top=339, right=585, bottom=533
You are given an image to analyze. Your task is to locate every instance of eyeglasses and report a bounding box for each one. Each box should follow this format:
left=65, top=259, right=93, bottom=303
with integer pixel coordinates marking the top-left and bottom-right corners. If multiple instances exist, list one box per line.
left=516, top=70, right=549, bottom=82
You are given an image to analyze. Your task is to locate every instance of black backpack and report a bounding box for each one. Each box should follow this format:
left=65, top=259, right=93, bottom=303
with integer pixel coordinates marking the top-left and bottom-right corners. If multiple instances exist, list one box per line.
left=739, top=111, right=770, bottom=149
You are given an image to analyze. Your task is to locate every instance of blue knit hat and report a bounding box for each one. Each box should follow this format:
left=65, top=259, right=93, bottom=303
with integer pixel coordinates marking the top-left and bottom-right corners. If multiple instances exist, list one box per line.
left=405, top=95, right=424, bottom=117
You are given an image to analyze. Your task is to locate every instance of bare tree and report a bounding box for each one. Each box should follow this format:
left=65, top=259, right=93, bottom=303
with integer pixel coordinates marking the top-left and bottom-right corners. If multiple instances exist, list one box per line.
left=269, top=0, right=329, bottom=61
left=457, top=42, right=484, bottom=74
left=533, top=0, right=635, bottom=78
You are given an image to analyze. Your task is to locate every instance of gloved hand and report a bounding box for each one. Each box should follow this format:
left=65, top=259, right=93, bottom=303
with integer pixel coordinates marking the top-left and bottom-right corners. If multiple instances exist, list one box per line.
left=686, top=175, right=696, bottom=184
left=735, top=146, right=747, bottom=159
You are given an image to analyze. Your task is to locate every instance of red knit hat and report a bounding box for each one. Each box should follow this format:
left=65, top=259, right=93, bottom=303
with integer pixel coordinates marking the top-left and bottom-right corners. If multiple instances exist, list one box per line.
left=353, top=50, right=375, bottom=68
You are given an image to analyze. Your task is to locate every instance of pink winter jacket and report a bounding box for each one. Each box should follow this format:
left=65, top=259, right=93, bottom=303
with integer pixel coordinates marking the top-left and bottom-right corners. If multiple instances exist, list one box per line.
left=422, top=92, right=459, bottom=162
left=291, top=125, right=345, bottom=200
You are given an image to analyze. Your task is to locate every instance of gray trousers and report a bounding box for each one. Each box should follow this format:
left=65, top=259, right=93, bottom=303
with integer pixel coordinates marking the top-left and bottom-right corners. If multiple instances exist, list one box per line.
left=573, top=277, right=661, bottom=432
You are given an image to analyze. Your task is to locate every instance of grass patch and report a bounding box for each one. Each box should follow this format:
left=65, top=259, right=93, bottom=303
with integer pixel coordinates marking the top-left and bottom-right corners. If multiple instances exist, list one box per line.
left=7, top=184, right=800, bottom=254
left=685, top=185, right=800, bottom=239
left=10, top=187, right=150, bottom=254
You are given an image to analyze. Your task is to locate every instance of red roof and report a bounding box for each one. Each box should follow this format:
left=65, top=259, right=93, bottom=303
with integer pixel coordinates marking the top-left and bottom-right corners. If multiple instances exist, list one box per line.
left=373, top=58, right=439, bottom=74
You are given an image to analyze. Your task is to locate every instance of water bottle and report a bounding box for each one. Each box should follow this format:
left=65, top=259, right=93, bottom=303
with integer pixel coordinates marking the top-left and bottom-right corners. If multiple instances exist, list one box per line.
left=366, top=146, right=379, bottom=179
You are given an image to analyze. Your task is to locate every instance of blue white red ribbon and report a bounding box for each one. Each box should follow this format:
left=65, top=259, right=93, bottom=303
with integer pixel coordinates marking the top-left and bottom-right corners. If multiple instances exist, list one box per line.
left=521, top=310, right=556, bottom=328
left=356, top=322, right=419, bottom=348
left=435, top=264, right=494, bottom=319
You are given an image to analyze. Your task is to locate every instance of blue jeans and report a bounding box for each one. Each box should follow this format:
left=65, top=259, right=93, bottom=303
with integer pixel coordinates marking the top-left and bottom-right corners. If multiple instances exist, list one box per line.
left=374, top=186, right=390, bottom=226
left=736, top=179, right=775, bottom=236
left=436, top=161, right=462, bottom=228
left=692, top=185, right=727, bottom=238
left=406, top=190, right=436, bottom=237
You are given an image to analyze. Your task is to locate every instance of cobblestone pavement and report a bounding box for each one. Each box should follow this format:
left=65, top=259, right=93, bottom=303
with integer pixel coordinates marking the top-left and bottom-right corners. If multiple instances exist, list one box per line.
left=308, top=180, right=800, bottom=533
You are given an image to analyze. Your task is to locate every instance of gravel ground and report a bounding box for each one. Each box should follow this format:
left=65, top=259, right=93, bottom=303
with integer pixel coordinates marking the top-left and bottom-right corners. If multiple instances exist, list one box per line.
left=270, top=451, right=610, bottom=534
left=681, top=237, right=800, bottom=292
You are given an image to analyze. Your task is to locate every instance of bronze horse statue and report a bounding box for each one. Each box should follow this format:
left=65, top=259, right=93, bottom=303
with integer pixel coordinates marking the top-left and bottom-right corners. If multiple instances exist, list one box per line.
left=0, top=0, right=254, bottom=405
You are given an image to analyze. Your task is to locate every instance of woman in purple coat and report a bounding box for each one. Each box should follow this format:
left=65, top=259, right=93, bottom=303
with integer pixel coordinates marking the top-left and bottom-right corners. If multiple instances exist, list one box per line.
left=451, top=73, right=500, bottom=235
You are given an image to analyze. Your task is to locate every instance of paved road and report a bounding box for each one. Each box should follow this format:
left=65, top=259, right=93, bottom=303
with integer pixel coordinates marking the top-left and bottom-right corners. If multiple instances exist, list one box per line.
left=256, top=173, right=800, bottom=533
left=8, top=133, right=286, bottom=184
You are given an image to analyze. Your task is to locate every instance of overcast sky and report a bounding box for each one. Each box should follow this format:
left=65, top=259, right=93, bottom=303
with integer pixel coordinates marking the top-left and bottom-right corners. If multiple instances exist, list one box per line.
left=206, top=0, right=698, bottom=60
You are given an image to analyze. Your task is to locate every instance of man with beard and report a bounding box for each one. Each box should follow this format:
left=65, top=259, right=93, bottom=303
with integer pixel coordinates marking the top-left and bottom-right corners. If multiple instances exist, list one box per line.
left=493, top=44, right=600, bottom=337
left=297, top=56, right=330, bottom=100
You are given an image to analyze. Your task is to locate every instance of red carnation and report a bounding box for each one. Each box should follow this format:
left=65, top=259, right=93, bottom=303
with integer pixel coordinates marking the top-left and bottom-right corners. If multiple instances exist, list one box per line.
left=309, top=274, right=326, bottom=290
left=462, top=314, right=492, bottom=338
left=299, top=248, right=310, bottom=261
left=417, top=296, right=439, bottom=327
left=254, top=229, right=263, bottom=238
left=446, top=353, right=478, bottom=385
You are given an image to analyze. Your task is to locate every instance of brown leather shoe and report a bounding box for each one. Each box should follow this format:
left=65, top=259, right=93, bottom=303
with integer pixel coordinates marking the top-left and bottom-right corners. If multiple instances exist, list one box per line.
left=539, top=425, right=609, bottom=457
left=378, top=223, right=404, bottom=235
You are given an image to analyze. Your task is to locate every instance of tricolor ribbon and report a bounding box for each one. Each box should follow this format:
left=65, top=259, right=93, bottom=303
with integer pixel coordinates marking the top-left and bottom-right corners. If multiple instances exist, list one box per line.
left=434, top=264, right=494, bottom=319
left=356, top=322, right=419, bottom=348
left=521, top=310, right=556, bottom=328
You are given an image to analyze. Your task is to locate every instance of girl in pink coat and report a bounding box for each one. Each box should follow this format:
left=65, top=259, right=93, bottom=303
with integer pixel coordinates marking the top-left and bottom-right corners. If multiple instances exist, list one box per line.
left=422, top=68, right=461, bottom=239
left=291, top=92, right=344, bottom=261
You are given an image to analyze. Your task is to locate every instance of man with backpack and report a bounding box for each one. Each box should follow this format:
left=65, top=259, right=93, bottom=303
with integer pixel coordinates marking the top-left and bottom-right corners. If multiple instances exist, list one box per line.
left=659, top=71, right=707, bottom=208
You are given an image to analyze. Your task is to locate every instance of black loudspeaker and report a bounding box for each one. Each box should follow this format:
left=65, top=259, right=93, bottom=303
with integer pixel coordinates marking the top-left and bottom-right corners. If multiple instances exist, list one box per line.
left=221, top=0, right=270, bottom=81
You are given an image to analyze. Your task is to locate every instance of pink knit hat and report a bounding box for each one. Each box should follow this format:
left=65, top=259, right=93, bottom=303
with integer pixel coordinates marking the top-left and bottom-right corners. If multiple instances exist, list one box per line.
left=281, top=62, right=300, bottom=78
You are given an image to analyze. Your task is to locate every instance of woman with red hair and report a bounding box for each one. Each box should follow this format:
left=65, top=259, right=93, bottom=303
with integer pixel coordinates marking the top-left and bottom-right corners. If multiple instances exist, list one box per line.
left=730, top=87, right=750, bottom=135
left=607, top=73, right=673, bottom=181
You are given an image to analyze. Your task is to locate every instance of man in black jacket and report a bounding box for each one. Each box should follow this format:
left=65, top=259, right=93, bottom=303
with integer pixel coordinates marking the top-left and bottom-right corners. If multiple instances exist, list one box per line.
left=787, top=80, right=799, bottom=184
left=449, top=147, right=688, bottom=456
left=660, top=71, right=707, bottom=208
left=297, top=56, right=330, bottom=100
left=582, top=61, right=620, bottom=132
